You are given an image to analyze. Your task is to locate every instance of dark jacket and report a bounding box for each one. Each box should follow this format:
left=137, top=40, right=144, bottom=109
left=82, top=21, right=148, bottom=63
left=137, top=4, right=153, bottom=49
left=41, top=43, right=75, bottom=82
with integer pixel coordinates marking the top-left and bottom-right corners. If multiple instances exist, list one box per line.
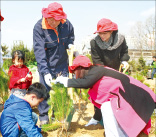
left=33, top=19, right=74, bottom=77
left=90, top=31, right=130, bottom=70
left=0, top=95, right=42, bottom=137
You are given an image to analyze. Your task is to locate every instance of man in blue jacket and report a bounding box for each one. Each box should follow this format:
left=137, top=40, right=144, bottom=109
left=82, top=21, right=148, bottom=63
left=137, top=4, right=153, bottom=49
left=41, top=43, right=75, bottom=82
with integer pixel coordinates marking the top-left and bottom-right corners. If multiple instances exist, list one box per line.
left=0, top=82, right=49, bottom=137
left=33, top=2, right=75, bottom=125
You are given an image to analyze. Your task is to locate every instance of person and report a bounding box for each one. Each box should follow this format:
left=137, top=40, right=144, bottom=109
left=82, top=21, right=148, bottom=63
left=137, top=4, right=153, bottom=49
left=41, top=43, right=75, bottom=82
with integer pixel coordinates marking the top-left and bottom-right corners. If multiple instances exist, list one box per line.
left=8, top=50, right=33, bottom=97
left=0, top=82, right=49, bottom=137
left=0, top=10, right=4, bottom=68
left=151, top=56, right=156, bottom=80
left=33, top=2, right=74, bottom=125
left=56, top=55, right=156, bottom=137
left=89, top=18, right=130, bottom=126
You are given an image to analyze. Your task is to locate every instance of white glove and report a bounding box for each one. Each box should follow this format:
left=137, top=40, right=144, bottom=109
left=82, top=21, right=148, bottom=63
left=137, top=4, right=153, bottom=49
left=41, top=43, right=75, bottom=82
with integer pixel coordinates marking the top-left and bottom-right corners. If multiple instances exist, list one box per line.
left=56, top=76, right=69, bottom=87
left=68, top=44, right=75, bottom=49
left=121, top=61, right=129, bottom=69
left=44, top=73, right=53, bottom=87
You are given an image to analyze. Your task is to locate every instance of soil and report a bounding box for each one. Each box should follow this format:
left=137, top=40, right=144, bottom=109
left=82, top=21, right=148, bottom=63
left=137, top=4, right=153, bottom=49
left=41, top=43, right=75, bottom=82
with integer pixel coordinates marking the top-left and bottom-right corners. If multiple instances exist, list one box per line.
left=40, top=102, right=104, bottom=137
left=0, top=71, right=155, bottom=137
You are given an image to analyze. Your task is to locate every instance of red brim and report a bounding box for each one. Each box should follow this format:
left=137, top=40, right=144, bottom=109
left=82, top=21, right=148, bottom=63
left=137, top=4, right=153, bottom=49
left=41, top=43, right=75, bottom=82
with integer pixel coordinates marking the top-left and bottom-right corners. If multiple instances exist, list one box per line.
left=68, top=64, right=92, bottom=73
left=68, top=66, right=77, bottom=73
left=1, top=16, right=4, bottom=21
left=94, top=28, right=118, bottom=34
left=94, top=31, right=99, bottom=34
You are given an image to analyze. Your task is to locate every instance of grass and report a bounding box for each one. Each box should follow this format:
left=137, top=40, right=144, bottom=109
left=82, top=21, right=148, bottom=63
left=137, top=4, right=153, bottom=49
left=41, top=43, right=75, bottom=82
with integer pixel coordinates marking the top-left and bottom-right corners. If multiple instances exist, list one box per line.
left=41, top=122, right=62, bottom=132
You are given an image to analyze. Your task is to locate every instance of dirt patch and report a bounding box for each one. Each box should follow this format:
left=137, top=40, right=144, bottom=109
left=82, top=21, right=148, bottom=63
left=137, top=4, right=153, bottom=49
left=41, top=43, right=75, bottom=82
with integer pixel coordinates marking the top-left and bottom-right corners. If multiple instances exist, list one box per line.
left=41, top=102, right=104, bottom=137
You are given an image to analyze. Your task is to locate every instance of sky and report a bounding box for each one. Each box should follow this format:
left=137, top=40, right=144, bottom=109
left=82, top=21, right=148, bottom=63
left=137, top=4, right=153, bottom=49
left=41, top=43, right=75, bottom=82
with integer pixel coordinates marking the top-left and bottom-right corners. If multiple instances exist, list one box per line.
left=1, top=1, right=155, bottom=50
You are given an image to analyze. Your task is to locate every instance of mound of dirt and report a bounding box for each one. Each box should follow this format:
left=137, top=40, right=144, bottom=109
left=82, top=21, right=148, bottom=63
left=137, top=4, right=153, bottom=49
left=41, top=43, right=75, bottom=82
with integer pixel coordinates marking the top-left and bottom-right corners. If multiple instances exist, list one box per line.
left=41, top=102, right=104, bottom=137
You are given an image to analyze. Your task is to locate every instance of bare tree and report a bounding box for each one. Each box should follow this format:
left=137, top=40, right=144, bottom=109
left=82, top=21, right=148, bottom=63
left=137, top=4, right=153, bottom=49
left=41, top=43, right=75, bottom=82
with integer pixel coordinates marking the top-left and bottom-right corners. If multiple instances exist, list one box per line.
left=144, top=16, right=155, bottom=50
left=130, top=15, right=155, bottom=51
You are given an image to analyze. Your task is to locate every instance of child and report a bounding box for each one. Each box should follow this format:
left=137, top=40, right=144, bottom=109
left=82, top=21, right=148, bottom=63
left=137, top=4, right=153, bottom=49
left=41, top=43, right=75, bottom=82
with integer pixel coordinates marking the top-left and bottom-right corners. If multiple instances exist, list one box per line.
left=56, top=55, right=156, bottom=137
left=0, top=82, right=49, bottom=137
left=8, top=50, right=33, bottom=97
left=151, top=56, right=156, bottom=80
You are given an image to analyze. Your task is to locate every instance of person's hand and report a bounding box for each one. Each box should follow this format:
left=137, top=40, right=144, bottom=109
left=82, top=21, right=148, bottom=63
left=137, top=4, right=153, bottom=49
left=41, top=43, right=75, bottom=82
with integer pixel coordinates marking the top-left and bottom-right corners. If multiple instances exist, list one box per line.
left=121, top=61, right=129, bottom=68
left=27, top=74, right=32, bottom=78
left=20, top=78, right=26, bottom=82
left=56, top=76, right=69, bottom=87
left=44, top=73, right=53, bottom=87
left=121, top=61, right=129, bottom=74
left=26, top=74, right=33, bottom=81
left=68, top=44, right=75, bottom=49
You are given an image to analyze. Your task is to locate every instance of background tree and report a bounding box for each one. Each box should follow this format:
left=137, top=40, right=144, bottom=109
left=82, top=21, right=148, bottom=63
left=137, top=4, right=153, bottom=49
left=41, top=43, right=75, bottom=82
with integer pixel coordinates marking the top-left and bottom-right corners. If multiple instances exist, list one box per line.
left=137, top=56, right=146, bottom=71
left=1, top=44, right=9, bottom=56
left=11, top=41, right=36, bottom=66
left=3, top=41, right=36, bottom=70
left=144, top=16, right=155, bottom=50
left=130, top=15, right=155, bottom=51
left=11, top=41, right=29, bottom=55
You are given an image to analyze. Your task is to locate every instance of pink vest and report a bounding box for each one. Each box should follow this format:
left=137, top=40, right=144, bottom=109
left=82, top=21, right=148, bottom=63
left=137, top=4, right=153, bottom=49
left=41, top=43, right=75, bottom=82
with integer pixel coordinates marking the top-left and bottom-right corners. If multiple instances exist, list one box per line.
left=88, top=76, right=156, bottom=137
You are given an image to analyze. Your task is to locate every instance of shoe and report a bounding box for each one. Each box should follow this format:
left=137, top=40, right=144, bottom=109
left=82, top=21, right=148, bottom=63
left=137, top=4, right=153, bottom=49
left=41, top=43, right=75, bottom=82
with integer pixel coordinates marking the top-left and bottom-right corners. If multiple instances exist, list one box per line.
left=85, top=118, right=99, bottom=127
left=39, top=120, right=49, bottom=127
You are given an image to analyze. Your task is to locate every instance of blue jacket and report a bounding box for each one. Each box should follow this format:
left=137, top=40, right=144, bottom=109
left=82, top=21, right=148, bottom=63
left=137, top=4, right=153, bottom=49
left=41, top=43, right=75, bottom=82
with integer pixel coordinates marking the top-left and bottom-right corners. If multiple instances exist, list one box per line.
left=33, top=18, right=74, bottom=77
left=0, top=95, right=42, bottom=137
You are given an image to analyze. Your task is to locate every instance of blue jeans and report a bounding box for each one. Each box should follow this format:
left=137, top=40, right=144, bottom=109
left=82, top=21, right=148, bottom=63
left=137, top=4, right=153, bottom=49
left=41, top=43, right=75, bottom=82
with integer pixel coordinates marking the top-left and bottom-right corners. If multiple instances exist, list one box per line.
left=151, top=68, right=156, bottom=79
left=18, top=112, right=38, bottom=137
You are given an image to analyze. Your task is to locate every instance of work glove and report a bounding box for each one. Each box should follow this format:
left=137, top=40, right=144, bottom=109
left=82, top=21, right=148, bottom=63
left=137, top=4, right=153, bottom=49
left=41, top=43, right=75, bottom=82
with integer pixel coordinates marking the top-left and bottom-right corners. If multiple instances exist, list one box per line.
left=68, top=44, right=75, bottom=49
left=44, top=73, right=53, bottom=87
left=121, top=61, right=129, bottom=69
left=55, top=76, right=69, bottom=87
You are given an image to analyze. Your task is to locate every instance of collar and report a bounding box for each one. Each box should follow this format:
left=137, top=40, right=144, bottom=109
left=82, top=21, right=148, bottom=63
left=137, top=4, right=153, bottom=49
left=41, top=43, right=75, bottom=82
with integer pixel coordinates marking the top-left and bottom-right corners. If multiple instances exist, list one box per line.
left=13, top=65, right=24, bottom=68
left=42, top=17, right=66, bottom=30
left=95, top=32, right=124, bottom=51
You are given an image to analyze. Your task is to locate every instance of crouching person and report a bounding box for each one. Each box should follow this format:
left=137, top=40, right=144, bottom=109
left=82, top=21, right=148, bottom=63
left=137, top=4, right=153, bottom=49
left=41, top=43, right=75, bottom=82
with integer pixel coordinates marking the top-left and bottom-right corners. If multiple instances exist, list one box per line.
left=0, top=82, right=49, bottom=137
left=56, top=55, right=156, bottom=137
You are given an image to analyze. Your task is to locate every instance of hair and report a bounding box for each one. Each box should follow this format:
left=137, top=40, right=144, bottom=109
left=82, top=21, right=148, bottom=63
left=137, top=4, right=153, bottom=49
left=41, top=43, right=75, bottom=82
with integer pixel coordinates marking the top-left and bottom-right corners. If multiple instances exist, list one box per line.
left=12, top=50, right=25, bottom=62
left=152, top=56, right=156, bottom=59
left=74, top=66, right=90, bottom=79
left=27, top=82, right=49, bottom=100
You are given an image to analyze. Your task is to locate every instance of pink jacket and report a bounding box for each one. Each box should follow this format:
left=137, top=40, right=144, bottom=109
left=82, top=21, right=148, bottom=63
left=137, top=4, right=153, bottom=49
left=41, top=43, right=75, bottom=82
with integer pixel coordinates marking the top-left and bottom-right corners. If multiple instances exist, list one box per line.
left=88, top=75, right=156, bottom=137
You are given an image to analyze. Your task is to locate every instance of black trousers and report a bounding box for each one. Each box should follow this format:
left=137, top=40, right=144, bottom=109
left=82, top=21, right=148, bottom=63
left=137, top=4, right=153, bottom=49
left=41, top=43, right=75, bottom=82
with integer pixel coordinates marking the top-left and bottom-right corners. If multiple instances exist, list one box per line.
left=93, top=106, right=102, bottom=121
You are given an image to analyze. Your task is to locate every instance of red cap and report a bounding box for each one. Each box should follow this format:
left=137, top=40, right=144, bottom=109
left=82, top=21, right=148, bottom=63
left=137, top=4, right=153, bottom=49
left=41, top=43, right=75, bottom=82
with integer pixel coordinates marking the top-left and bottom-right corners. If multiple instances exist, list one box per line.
left=0, top=11, right=4, bottom=21
left=42, top=2, right=67, bottom=20
left=68, top=55, right=92, bottom=73
left=94, top=18, right=118, bottom=34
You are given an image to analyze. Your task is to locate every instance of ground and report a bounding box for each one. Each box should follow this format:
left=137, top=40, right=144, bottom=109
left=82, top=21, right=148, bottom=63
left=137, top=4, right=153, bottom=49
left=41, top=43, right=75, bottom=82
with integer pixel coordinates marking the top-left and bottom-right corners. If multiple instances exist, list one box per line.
left=0, top=71, right=155, bottom=137
left=41, top=102, right=104, bottom=137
